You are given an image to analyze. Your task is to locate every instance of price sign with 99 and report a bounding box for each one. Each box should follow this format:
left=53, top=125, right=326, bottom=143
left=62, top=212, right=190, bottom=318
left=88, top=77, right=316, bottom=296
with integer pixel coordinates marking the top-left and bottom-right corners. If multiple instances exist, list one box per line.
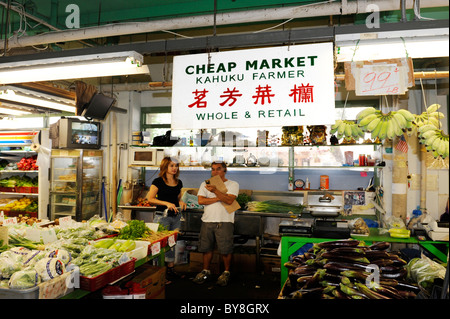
left=357, top=64, right=406, bottom=96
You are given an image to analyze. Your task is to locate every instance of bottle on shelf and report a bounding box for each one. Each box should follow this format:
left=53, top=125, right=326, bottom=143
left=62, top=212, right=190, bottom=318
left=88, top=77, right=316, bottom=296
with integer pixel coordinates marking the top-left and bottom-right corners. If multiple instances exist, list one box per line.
left=305, top=178, right=310, bottom=190
left=288, top=177, right=294, bottom=191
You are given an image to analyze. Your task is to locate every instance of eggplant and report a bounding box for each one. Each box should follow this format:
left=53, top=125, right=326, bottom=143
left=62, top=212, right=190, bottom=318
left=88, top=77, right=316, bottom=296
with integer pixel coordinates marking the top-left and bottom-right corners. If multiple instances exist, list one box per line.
left=369, top=242, right=390, bottom=251
left=303, top=269, right=326, bottom=289
left=369, top=259, right=394, bottom=267
left=324, top=261, right=370, bottom=273
left=380, top=265, right=404, bottom=273
left=317, top=239, right=361, bottom=249
left=379, top=279, right=399, bottom=287
left=365, top=250, right=390, bottom=260
left=290, top=287, right=324, bottom=299
left=374, top=285, right=404, bottom=299
left=355, top=282, right=390, bottom=299
left=284, top=261, right=302, bottom=269
left=332, top=288, right=351, bottom=299
left=339, top=283, right=369, bottom=299
left=380, top=268, right=407, bottom=279
left=395, top=281, right=420, bottom=293
left=294, top=265, right=317, bottom=275
left=329, top=247, right=368, bottom=255
left=297, top=275, right=313, bottom=285
left=340, top=270, right=370, bottom=281
left=397, top=290, right=417, bottom=299
left=321, top=252, right=371, bottom=264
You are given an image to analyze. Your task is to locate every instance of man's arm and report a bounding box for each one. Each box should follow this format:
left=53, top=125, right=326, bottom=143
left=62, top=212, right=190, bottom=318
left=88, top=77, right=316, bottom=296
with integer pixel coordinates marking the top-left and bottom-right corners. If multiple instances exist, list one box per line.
left=203, top=184, right=236, bottom=205
left=198, top=195, right=220, bottom=205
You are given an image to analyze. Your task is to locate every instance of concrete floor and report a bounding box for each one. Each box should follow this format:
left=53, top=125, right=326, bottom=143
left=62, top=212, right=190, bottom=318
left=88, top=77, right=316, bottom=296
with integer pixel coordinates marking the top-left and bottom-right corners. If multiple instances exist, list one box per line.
left=165, top=264, right=282, bottom=299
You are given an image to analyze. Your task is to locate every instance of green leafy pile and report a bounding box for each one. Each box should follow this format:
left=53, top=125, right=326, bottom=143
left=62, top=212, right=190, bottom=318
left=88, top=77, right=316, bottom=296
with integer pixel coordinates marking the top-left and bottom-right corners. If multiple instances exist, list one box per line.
left=118, top=220, right=150, bottom=239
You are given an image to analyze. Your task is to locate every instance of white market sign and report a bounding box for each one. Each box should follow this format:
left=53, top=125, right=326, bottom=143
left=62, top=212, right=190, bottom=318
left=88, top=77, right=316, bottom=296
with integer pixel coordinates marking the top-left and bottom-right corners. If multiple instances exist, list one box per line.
left=171, top=43, right=335, bottom=130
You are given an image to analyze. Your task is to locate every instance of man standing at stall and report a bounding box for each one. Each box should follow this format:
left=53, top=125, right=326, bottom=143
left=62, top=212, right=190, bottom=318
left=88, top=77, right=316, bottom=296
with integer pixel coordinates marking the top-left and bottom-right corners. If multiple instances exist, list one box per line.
left=194, top=161, right=239, bottom=286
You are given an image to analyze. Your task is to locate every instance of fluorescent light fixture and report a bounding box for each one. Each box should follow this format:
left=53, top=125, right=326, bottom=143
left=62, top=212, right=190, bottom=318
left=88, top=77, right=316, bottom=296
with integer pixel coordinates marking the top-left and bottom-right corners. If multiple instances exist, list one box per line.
left=0, top=87, right=76, bottom=113
left=336, top=28, right=449, bottom=62
left=0, top=106, right=31, bottom=115
left=0, top=51, right=150, bottom=84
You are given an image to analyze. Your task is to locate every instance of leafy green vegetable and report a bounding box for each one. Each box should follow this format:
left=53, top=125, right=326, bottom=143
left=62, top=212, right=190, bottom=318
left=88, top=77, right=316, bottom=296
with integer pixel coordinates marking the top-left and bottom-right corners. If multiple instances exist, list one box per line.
left=236, top=193, right=252, bottom=209
left=118, top=220, right=150, bottom=239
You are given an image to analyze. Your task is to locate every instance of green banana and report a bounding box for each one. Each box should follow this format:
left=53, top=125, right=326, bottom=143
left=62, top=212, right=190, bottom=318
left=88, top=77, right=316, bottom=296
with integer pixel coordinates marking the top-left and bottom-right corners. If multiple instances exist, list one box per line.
left=392, top=112, right=407, bottom=129
left=356, top=107, right=377, bottom=120
left=426, top=103, right=441, bottom=113
left=371, top=120, right=383, bottom=139
left=397, top=109, right=415, bottom=122
left=378, top=119, right=389, bottom=140
left=358, top=113, right=379, bottom=127
left=367, top=117, right=381, bottom=132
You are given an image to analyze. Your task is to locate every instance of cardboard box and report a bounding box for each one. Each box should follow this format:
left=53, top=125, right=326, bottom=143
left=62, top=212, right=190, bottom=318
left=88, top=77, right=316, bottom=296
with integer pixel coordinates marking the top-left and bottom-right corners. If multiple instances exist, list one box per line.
left=188, top=251, right=221, bottom=274
left=131, top=265, right=165, bottom=299
left=261, top=256, right=281, bottom=274
left=232, top=253, right=256, bottom=273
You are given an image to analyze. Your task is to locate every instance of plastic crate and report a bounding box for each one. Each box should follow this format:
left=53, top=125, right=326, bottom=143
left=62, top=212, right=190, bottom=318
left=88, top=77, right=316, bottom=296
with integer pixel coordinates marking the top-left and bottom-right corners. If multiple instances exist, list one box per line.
left=0, top=186, right=15, bottom=192
left=4, top=210, right=38, bottom=218
left=15, top=186, right=38, bottom=193
left=80, top=258, right=136, bottom=292
left=146, top=231, right=178, bottom=256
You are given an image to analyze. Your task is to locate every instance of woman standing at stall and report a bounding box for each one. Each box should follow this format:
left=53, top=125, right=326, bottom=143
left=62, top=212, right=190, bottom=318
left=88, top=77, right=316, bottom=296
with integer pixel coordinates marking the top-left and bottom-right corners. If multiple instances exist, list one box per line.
left=146, top=156, right=187, bottom=281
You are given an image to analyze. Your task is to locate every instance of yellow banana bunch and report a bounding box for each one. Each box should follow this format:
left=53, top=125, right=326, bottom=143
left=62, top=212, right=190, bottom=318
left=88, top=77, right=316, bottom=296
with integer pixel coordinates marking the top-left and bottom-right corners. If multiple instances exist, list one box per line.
left=417, top=124, right=449, bottom=159
left=330, top=120, right=365, bottom=141
left=413, top=103, right=444, bottom=130
left=356, top=107, right=414, bottom=141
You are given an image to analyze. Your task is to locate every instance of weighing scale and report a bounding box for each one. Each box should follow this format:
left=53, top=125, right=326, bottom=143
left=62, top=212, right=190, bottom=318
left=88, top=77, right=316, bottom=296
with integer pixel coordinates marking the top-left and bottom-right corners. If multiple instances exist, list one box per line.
left=308, top=193, right=350, bottom=239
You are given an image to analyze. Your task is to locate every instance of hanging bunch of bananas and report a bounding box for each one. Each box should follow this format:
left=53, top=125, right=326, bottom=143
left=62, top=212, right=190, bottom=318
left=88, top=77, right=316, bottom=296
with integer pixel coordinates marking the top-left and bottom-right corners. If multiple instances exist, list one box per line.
left=356, top=107, right=414, bottom=141
left=330, top=120, right=365, bottom=141
left=417, top=124, right=449, bottom=159
left=412, top=103, right=444, bottom=131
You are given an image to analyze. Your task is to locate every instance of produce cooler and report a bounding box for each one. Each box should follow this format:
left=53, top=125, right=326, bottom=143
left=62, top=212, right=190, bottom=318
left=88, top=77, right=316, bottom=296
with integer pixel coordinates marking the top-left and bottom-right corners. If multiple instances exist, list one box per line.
left=49, top=149, right=102, bottom=222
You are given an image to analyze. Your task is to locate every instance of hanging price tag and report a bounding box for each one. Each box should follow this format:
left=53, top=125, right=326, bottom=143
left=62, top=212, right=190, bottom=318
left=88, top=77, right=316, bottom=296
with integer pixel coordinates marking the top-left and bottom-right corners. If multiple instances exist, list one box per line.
left=355, top=64, right=405, bottom=95
left=59, top=216, right=72, bottom=229
left=168, top=234, right=176, bottom=247
left=151, top=241, right=161, bottom=255
left=344, top=58, right=413, bottom=96
left=3, top=217, right=17, bottom=226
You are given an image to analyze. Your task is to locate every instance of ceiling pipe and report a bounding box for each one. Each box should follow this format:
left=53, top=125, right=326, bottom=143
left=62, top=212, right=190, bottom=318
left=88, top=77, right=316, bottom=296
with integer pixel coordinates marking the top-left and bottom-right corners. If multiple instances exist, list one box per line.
left=6, top=0, right=448, bottom=49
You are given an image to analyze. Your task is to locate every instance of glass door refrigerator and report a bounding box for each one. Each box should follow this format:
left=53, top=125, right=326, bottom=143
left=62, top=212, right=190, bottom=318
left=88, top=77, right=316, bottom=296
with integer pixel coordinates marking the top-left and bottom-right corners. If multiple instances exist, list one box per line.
left=50, top=149, right=102, bottom=222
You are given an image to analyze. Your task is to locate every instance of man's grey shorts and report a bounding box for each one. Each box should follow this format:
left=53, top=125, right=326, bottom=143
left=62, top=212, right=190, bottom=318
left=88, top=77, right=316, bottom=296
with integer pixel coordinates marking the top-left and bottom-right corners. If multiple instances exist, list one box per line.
left=198, top=222, right=234, bottom=255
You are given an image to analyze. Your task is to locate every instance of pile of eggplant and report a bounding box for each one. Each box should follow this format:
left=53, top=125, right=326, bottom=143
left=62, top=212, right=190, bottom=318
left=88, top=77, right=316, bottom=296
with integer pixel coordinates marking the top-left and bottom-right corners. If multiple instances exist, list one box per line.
left=281, top=239, right=421, bottom=299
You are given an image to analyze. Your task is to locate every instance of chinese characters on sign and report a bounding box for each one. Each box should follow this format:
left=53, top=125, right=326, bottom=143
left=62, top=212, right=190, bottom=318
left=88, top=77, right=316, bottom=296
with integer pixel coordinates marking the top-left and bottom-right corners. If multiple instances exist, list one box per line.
left=172, top=43, right=335, bottom=129
left=189, top=84, right=315, bottom=108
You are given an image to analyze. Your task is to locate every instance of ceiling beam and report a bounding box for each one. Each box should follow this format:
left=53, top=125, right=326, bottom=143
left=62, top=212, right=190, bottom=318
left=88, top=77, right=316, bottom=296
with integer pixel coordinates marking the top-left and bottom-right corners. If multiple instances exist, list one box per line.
left=1, top=19, right=447, bottom=64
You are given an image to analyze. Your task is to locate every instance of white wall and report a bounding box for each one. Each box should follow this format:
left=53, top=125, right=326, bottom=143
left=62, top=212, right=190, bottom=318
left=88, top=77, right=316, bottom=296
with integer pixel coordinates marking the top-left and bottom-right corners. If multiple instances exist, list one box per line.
left=114, top=87, right=449, bottom=223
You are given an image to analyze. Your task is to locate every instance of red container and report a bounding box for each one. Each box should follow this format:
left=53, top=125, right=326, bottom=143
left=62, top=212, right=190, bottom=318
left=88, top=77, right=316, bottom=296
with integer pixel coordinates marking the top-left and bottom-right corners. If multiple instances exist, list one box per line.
left=80, top=258, right=136, bottom=292
left=0, top=186, right=15, bottom=192
left=320, top=175, right=329, bottom=190
left=358, top=154, right=366, bottom=166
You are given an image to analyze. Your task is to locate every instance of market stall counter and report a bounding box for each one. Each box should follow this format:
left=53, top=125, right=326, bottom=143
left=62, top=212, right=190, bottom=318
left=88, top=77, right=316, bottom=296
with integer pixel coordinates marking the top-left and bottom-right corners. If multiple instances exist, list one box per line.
left=280, top=228, right=449, bottom=286
left=0, top=217, right=178, bottom=299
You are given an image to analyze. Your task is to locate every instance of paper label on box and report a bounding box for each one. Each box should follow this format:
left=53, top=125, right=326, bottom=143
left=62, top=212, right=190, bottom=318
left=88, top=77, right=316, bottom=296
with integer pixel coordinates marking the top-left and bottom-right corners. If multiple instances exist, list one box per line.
left=168, top=234, right=176, bottom=247
left=151, top=241, right=161, bottom=255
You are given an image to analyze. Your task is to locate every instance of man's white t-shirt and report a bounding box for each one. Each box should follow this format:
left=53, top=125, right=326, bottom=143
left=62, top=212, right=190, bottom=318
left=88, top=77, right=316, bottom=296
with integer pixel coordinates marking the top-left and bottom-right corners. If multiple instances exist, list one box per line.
left=197, top=179, right=239, bottom=223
